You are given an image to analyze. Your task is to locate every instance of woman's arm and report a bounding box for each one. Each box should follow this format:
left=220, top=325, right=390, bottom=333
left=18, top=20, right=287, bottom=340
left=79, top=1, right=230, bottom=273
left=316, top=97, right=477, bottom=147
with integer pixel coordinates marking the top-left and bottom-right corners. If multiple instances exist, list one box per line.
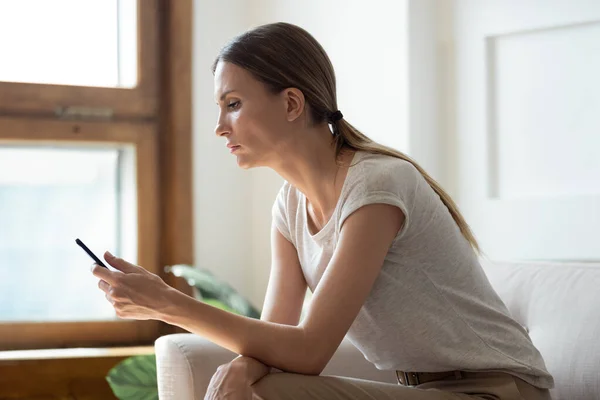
left=160, top=203, right=404, bottom=375
left=224, top=221, right=309, bottom=377
left=260, top=222, right=308, bottom=327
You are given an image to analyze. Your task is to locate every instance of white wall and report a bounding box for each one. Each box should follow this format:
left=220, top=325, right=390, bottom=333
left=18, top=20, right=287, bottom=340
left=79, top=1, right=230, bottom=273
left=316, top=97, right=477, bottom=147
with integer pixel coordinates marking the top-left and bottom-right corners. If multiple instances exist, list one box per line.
left=448, top=0, right=600, bottom=261
left=192, top=0, right=256, bottom=302
left=436, top=0, right=459, bottom=196
left=193, top=0, right=410, bottom=308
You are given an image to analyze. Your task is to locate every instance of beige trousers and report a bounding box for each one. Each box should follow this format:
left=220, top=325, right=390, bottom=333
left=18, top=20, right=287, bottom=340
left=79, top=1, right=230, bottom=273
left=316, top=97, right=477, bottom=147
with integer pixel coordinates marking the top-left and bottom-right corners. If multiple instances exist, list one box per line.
left=250, top=371, right=552, bottom=400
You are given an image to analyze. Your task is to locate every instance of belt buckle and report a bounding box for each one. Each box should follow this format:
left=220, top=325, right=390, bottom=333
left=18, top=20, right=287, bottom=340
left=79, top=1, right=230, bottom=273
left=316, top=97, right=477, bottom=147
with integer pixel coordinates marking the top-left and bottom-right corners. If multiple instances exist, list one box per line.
left=407, top=372, right=420, bottom=385
left=397, top=371, right=420, bottom=386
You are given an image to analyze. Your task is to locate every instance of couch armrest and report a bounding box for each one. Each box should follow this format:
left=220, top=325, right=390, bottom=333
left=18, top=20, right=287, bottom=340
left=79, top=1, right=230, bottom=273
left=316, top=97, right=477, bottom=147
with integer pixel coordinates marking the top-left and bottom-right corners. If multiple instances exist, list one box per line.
left=155, top=334, right=397, bottom=400
left=155, top=334, right=237, bottom=400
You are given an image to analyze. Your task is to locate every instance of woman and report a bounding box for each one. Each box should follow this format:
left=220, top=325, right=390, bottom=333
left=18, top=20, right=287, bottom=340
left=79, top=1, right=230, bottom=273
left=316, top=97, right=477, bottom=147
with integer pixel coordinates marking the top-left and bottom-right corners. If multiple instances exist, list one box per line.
left=92, top=22, right=554, bottom=399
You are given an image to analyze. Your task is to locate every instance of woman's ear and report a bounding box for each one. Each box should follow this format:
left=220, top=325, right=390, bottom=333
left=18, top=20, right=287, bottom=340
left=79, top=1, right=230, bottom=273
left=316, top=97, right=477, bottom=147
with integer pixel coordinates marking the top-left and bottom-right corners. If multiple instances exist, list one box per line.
left=282, top=88, right=305, bottom=122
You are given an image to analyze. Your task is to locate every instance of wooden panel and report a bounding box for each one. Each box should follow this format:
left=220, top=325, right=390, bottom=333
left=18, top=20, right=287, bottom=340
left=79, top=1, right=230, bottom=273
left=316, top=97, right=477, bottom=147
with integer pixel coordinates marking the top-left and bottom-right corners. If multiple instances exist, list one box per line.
left=0, top=117, right=153, bottom=144
left=0, top=320, right=160, bottom=351
left=157, top=0, right=195, bottom=331
left=134, top=122, right=160, bottom=277
left=0, top=347, right=153, bottom=399
left=0, top=0, right=159, bottom=119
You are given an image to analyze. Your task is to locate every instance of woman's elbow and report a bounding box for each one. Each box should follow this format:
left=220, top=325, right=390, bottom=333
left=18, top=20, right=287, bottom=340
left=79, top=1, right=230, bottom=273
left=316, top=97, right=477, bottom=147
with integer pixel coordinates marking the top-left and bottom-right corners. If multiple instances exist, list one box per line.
left=300, top=345, right=332, bottom=376
left=283, top=346, right=328, bottom=376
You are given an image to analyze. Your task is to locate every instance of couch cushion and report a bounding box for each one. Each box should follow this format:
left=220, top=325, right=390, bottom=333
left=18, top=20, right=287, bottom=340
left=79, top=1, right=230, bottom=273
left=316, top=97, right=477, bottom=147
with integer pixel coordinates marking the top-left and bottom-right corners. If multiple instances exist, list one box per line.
left=481, top=260, right=600, bottom=400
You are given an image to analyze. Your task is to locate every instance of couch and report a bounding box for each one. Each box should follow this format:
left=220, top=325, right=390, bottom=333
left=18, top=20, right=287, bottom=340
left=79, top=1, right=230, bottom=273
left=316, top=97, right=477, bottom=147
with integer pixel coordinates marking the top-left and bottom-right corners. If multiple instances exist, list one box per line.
left=155, top=260, right=600, bottom=400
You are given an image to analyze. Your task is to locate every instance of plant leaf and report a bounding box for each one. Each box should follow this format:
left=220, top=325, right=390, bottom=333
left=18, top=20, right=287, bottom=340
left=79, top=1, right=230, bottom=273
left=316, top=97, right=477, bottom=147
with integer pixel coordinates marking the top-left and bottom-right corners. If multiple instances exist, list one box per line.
left=106, top=354, right=158, bottom=400
left=165, top=264, right=261, bottom=318
left=203, top=298, right=236, bottom=313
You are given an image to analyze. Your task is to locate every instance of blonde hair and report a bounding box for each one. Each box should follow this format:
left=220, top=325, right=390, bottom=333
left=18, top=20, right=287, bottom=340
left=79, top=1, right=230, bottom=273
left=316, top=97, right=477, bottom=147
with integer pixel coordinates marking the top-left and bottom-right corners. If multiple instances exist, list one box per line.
left=214, top=22, right=480, bottom=254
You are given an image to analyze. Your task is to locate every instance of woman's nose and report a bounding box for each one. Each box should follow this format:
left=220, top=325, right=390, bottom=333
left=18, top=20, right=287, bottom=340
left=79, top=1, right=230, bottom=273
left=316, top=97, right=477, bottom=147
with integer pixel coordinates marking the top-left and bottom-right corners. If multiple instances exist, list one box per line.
left=214, top=117, right=230, bottom=137
left=215, top=123, right=226, bottom=137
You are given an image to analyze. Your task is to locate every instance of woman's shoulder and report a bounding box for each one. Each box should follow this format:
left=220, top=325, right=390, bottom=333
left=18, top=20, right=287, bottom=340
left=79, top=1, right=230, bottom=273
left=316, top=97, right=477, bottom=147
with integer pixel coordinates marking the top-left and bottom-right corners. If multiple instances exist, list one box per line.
left=352, top=150, right=421, bottom=189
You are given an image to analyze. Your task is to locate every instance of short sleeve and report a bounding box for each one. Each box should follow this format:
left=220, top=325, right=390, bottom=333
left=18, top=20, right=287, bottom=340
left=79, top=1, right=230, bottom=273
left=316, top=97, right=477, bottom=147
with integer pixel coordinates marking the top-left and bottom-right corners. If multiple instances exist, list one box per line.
left=338, top=160, right=417, bottom=244
left=271, top=183, right=294, bottom=244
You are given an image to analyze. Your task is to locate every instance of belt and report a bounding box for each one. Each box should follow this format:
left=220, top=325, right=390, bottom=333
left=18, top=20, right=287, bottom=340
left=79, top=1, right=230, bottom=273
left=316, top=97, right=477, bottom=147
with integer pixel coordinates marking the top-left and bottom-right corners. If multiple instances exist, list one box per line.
left=396, top=370, right=464, bottom=386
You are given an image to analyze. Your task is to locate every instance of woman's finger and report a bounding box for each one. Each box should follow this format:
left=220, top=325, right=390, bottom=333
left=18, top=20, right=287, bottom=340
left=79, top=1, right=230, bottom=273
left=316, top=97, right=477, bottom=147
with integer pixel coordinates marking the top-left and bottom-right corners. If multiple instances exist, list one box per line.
left=105, top=292, right=115, bottom=305
left=98, top=280, right=110, bottom=292
left=204, top=373, right=219, bottom=400
left=205, top=368, right=227, bottom=400
left=103, top=251, right=139, bottom=273
left=91, top=263, right=119, bottom=286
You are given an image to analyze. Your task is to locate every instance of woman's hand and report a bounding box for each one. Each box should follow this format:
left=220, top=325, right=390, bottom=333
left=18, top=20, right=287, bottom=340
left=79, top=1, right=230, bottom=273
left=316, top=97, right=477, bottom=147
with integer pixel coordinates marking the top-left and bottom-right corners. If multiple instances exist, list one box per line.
left=91, top=251, right=176, bottom=321
left=205, top=356, right=271, bottom=400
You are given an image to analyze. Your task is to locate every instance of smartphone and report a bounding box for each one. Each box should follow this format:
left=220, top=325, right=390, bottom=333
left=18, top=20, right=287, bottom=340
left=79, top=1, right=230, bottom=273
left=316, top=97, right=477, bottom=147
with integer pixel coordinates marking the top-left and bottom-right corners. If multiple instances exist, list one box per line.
left=75, top=238, right=108, bottom=268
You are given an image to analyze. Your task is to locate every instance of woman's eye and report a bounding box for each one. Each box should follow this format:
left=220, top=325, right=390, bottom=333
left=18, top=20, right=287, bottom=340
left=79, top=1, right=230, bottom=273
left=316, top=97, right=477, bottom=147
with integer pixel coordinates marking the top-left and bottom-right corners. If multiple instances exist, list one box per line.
left=227, top=101, right=240, bottom=110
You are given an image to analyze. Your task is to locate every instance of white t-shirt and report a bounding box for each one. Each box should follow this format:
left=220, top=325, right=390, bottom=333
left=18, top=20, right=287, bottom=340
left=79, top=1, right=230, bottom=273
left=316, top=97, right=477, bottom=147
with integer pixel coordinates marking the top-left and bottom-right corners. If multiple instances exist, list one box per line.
left=271, top=150, right=554, bottom=389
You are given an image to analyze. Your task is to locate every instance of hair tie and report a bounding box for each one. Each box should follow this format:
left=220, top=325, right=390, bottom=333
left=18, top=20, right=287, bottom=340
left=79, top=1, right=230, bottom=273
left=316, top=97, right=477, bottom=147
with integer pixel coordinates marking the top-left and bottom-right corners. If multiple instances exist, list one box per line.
left=328, top=110, right=343, bottom=123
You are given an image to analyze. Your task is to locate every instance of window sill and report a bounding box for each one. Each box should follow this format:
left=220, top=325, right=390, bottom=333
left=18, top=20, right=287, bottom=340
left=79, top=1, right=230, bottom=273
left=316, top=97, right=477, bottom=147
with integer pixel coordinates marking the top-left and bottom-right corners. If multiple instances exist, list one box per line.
left=0, top=345, right=154, bottom=361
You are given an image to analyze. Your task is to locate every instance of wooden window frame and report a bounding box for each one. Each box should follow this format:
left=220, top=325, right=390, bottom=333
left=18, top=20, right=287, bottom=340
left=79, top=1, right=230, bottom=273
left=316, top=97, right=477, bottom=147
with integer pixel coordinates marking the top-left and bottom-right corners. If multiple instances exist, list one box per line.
left=0, top=0, right=194, bottom=351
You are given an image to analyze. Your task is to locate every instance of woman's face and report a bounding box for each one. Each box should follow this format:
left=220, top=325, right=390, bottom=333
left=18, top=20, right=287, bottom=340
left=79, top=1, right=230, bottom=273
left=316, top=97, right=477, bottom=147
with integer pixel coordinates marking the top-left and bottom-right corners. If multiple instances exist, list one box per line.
left=214, top=61, right=294, bottom=169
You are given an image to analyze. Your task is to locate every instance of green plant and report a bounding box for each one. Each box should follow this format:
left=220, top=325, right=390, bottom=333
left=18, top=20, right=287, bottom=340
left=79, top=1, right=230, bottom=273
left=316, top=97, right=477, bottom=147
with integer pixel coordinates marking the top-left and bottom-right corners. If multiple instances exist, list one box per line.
left=106, top=354, right=158, bottom=400
left=106, top=265, right=261, bottom=399
left=165, top=264, right=261, bottom=319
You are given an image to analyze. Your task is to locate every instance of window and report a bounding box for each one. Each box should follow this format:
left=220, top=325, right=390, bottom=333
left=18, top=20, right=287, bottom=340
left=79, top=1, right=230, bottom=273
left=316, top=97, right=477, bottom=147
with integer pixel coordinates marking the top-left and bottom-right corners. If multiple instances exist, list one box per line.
left=0, top=0, right=137, bottom=88
left=0, top=146, right=136, bottom=322
left=0, top=0, right=193, bottom=351
left=0, top=117, right=160, bottom=350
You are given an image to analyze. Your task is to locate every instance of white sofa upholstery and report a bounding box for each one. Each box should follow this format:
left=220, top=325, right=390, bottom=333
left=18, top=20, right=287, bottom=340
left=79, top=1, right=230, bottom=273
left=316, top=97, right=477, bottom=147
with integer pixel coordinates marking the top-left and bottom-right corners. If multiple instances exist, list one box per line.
left=480, top=260, right=600, bottom=400
left=156, top=261, right=600, bottom=400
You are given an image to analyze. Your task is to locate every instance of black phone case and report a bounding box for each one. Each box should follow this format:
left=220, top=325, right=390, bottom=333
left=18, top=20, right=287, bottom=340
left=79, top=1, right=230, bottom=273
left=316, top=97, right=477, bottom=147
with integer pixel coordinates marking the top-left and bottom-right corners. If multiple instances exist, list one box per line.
left=75, top=238, right=108, bottom=268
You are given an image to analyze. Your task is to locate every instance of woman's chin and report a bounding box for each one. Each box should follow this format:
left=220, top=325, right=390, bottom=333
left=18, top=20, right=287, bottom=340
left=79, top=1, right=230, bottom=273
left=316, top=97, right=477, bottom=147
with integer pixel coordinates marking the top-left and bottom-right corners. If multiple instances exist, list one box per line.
left=236, top=155, right=263, bottom=170
left=235, top=154, right=253, bottom=170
